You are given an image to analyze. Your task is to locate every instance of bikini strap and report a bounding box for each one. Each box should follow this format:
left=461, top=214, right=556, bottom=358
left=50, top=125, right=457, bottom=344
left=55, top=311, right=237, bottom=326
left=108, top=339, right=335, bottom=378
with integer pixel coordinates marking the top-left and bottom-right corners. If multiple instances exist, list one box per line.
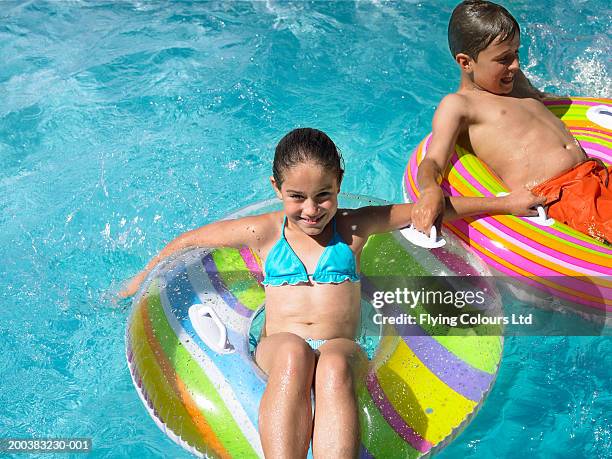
left=281, top=216, right=288, bottom=239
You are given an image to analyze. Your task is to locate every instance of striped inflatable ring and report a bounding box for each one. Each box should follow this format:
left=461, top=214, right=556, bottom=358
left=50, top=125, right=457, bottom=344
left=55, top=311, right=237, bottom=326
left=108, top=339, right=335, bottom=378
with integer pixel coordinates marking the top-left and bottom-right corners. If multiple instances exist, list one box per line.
left=403, top=97, right=612, bottom=321
left=126, top=196, right=504, bottom=458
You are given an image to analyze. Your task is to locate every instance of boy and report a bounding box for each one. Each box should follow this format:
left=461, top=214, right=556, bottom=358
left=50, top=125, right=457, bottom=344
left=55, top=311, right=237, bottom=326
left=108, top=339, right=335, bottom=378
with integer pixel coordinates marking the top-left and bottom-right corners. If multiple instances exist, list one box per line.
left=412, top=0, right=611, bottom=243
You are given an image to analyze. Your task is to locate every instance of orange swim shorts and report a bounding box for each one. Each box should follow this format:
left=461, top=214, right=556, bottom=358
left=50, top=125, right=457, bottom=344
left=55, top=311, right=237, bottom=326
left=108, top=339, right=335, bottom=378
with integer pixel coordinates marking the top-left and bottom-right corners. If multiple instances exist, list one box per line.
left=532, top=159, right=611, bottom=244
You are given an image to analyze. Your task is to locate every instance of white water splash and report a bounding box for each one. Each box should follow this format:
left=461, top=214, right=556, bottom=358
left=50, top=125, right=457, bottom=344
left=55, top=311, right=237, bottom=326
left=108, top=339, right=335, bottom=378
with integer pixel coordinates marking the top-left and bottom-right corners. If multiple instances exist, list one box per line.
left=572, top=48, right=612, bottom=97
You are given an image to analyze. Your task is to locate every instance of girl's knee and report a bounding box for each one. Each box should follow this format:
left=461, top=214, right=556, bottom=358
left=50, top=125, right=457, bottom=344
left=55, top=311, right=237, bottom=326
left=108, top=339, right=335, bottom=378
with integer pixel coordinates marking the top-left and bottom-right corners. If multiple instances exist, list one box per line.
left=271, top=334, right=315, bottom=376
left=315, top=352, right=354, bottom=393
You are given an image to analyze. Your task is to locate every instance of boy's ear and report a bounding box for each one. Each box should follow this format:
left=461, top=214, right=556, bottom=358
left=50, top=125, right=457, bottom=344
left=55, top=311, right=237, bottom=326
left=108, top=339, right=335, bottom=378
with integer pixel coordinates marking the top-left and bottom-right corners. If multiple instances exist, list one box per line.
left=455, top=53, right=473, bottom=73
left=270, top=176, right=283, bottom=199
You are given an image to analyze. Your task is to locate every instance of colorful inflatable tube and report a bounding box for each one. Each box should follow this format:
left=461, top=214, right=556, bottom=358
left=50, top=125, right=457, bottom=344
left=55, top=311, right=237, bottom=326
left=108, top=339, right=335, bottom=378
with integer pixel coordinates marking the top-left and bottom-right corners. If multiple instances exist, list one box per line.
left=403, top=97, right=612, bottom=320
left=126, top=196, right=503, bottom=458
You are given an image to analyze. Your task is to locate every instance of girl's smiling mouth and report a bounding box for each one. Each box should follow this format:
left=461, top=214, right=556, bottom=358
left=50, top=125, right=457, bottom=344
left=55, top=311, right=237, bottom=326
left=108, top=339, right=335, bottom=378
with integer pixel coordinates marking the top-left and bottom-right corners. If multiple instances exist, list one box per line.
left=301, top=215, right=324, bottom=225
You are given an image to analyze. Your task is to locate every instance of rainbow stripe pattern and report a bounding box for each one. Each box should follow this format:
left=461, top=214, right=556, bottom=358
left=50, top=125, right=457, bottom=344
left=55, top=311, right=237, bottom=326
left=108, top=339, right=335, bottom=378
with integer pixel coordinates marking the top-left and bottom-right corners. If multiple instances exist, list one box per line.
left=126, top=198, right=503, bottom=458
left=403, top=97, right=612, bottom=319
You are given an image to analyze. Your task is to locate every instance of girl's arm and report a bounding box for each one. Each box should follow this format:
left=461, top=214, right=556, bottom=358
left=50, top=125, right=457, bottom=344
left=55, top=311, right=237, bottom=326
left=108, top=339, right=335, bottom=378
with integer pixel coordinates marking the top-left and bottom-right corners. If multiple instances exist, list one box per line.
left=348, top=203, right=414, bottom=238
left=119, top=213, right=274, bottom=297
left=350, top=186, right=546, bottom=240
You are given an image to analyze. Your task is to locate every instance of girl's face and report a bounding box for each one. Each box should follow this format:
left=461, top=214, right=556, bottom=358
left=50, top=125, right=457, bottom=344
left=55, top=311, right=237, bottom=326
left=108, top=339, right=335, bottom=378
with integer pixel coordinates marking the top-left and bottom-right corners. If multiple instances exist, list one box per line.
left=271, top=161, right=340, bottom=236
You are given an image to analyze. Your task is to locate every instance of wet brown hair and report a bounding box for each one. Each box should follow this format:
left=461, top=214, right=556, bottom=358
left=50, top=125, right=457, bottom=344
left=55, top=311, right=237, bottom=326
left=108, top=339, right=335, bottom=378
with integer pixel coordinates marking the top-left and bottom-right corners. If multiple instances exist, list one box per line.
left=448, top=1, right=520, bottom=61
left=273, top=128, right=344, bottom=187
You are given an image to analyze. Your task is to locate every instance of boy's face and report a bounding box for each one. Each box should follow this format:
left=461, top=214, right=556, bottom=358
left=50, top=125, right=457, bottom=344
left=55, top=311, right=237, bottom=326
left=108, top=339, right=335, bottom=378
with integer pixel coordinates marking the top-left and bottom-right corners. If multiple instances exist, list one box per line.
left=463, top=34, right=521, bottom=95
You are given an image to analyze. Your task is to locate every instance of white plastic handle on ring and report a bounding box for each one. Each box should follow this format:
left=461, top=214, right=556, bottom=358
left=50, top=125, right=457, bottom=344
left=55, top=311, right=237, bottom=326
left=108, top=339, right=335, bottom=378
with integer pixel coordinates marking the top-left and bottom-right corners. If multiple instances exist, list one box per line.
left=188, top=303, right=234, bottom=354
left=529, top=205, right=555, bottom=226
left=586, top=105, right=612, bottom=130
left=400, top=224, right=446, bottom=249
left=496, top=192, right=554, bottom=226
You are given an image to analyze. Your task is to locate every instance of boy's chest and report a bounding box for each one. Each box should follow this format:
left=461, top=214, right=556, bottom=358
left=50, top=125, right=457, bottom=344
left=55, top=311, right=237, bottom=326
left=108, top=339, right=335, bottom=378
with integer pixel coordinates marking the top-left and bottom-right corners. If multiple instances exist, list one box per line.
left=460, top=95, right=579, bottom=187
left=472, top=96, right=546, bottom=127
left=465, top=96, right=563, bottom=154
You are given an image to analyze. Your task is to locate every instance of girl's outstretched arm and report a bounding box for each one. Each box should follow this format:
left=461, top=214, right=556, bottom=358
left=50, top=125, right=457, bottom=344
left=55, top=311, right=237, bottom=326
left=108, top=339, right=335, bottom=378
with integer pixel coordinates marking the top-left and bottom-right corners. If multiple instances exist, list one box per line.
left=348, top=203, right=415, bottom=238
left=349, top=188, right=546, bottom=242
left=119, top=213, right=275, bottom=297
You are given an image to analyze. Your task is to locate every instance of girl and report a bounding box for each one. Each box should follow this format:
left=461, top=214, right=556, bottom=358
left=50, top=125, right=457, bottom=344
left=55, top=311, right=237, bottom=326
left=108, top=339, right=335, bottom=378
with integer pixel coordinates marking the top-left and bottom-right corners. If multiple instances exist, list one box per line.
left=121, top=128, right=416, bottom=458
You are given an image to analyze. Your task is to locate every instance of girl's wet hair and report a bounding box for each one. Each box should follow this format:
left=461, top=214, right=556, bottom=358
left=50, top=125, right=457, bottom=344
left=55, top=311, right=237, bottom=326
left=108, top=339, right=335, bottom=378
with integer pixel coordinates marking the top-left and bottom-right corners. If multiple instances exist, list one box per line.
left=273, top=128, right=344, bottom=187
left=448, top=1, right=520, bottom=60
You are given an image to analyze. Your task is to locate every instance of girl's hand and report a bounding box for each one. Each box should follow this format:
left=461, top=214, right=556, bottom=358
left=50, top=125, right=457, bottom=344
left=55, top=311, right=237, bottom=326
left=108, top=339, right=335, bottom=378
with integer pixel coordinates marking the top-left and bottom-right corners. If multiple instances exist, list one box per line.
left=119, top=271, right=148, bottom=298
left=502, top=188, right=547, bottom=216
left=412, top=187, right=445, bottom=232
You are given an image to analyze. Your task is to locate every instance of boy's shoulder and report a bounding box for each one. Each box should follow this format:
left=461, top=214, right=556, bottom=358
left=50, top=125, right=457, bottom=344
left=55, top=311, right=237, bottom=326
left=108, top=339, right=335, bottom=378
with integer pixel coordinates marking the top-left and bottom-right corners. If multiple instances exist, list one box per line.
left=438, top=89, right=534, bottom=122
left=433, top=91, right=473, bottom=124
left=439, top=91, right=470, bottom=110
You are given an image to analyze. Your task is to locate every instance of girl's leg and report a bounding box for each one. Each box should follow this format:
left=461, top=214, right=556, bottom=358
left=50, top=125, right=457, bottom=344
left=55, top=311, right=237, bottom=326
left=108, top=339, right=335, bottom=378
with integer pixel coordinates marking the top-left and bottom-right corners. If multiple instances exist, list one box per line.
left=312, top=338, right=366, bottom=459
left=255, top=332, right=316, bottom=459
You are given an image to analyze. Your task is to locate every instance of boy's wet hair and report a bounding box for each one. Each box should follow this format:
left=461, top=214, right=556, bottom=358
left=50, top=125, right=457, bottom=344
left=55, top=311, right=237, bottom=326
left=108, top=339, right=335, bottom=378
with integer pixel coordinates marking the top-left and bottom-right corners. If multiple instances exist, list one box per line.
left=448, top=1, right=520, bottom=60
left=273, top=128, right=344, bottom=187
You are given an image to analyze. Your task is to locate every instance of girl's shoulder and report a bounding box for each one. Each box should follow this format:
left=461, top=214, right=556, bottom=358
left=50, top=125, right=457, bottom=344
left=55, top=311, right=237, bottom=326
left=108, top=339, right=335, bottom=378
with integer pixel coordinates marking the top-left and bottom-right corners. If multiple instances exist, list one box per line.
left=335, top=207, right=374, bottom=241
left=335, top=206, right=378, bottom=224
left=336, top=203, right=409, bottom=239
left=239, top=210, right=284, bottom=240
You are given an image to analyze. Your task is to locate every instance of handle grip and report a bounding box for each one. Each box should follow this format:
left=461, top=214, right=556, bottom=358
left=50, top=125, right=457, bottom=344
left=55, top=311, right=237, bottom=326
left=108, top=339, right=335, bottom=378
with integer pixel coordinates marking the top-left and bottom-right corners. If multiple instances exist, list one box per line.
left=400, top=224, right=446, bottom=249
left=188, top=303, right=234, bottom=354
left=496, top=192, right=554, bottom=226
left=528, top=205, right=555, bottom=226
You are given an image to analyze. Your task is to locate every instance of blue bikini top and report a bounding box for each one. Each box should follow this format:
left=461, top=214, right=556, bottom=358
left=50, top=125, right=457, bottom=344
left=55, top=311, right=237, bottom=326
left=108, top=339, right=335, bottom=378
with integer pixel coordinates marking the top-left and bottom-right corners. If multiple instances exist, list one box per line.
left=262, top=216, right=360, bottom=287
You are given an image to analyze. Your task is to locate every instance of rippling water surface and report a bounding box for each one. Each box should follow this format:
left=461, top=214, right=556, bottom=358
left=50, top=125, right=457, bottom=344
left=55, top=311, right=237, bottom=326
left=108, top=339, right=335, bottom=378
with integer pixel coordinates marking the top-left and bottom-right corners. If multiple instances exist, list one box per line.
left=1, top=1, right=610, bottom=457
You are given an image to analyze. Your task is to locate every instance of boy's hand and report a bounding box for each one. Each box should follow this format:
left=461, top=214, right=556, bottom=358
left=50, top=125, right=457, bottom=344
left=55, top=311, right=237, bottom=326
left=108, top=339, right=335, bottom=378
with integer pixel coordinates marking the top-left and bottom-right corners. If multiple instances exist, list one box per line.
left=501, top=188, right=547, bottom=216
left=412, top=187, right=445, bottom=232
left=118, top=271, right=148, bottom=298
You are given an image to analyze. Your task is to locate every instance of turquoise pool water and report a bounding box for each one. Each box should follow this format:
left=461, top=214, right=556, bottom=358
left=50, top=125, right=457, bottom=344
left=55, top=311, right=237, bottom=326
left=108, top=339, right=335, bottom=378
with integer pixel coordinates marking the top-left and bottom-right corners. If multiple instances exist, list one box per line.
left=1, top=1, right=610, bottom=457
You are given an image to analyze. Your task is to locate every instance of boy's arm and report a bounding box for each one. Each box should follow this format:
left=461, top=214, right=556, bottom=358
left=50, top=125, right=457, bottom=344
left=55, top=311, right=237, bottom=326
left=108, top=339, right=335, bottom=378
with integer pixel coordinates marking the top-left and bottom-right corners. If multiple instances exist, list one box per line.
left=445, top=188, right=546, bottom=220
left=119, top=214, right=273, bottom=297
left=412, top=94, right=466, bottom=233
